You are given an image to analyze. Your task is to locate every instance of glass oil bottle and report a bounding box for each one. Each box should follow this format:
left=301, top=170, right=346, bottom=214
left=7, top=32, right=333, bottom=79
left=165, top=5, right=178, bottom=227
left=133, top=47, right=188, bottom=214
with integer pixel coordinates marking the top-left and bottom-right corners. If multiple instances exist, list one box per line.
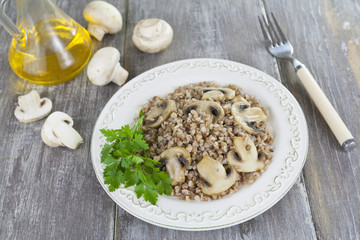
left=0, top=0, right=92, bottom=85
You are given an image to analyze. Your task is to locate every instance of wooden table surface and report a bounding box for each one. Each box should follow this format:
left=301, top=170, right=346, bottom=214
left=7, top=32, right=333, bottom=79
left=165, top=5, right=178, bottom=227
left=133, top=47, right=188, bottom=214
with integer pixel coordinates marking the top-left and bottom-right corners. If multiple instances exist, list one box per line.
left=1, top=0, right=359, bottom=239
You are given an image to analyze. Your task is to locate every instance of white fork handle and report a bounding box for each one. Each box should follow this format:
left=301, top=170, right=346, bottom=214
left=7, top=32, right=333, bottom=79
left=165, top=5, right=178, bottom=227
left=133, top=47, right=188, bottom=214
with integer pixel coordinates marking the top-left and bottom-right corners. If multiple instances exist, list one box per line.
left=296, top=66, right=356, bottom=150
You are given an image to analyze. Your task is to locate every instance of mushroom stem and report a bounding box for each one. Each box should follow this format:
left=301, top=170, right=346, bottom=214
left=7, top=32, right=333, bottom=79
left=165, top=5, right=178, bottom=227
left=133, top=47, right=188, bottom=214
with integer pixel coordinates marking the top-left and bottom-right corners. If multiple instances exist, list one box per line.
left=41, top=111, right=83, bottom=150
left=111, top=63, right=129, bottom=86
left=87, top=23, right=107, bottom=41
left=51, top=125, right=84, bottom=149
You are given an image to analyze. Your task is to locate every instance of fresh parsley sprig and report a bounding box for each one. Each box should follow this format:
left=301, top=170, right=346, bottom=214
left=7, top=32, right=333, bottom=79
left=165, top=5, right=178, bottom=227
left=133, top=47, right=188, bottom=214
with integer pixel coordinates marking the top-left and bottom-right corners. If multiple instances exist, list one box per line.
left=100, top=110, right=173, bottom=205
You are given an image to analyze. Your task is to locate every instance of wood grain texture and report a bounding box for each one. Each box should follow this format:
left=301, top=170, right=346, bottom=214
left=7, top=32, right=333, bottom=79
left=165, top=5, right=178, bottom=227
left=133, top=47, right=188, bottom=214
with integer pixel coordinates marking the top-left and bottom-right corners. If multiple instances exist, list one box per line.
left=0, top=0, right=126, bottom=239
left=1, top=0, right=359, bottom=239
left=116, top=0, right=316, bottom=239
left=265, top=0, right=360, bottom=239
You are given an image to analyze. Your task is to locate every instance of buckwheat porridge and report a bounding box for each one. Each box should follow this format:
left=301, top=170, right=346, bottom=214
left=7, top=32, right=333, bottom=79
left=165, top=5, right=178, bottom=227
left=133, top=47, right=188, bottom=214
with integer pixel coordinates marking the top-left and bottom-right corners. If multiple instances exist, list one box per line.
left=141, top=82, right=274, bottom=201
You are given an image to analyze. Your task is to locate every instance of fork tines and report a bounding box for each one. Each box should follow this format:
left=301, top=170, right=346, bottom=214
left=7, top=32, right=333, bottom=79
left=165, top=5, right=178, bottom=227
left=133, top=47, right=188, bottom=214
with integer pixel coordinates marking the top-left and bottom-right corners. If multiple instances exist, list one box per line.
left=258, top=12, right=288, bottom=46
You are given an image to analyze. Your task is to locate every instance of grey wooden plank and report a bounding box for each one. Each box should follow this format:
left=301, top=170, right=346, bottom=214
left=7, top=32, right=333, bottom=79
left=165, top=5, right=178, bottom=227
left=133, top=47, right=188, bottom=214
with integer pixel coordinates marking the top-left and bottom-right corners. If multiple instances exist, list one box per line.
left=0, top=0, right=127, bottom=239
left=115, top=0, right=316, bottom=239
left=265, top=0, right=360, bottom=239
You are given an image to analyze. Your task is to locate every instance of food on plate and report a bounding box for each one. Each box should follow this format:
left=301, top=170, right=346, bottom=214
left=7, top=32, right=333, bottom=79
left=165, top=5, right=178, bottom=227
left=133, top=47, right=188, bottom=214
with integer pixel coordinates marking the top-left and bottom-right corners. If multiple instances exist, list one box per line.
left=132, top=18, right=173, bottom=53
left=158, top=147, right=191, bottom=186
left=100, top=111, right=173, bottom=205
left=199, top=87, right=235, bottom=100
left=227, top=136, right=266, bottom=172
left=83, top=1, right=123, bottom=41
left=87, top=47, right=129, bottom=86
left=41, top=111, right=83, bottom=149
left=231, top=97, right=267, bottom=135
left=183, top=101, right=225, bottom=122
left=142, top=82, right=274, bottom=201
left=197, top=155, right=238, bottom=195
left=14, top=90, right=52, bottom=123
left=145, top=100, right=175, bottom=127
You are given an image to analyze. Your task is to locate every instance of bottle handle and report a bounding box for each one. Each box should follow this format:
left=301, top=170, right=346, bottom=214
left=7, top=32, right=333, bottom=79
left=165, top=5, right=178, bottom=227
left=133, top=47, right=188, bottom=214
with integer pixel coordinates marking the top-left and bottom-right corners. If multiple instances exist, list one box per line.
left=0, top=0, right=24, bottom=40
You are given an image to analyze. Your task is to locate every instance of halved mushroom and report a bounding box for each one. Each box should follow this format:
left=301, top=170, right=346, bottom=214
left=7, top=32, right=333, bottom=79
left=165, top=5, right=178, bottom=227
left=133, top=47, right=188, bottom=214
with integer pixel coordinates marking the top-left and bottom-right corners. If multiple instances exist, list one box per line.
left=227, top=136, right=265, bottom=172
left=183, top=101, right=224, bottom=122
left=145, top=100, right=175, bottom=128
left=41, top=111, right=83, bottom=149
left=158, top=147, right=191, bottom=186
left=231, top=99, right=267, bottom=135
left=14, top=90, right=52, bottom=123
left=197, top=156, right=238, bottom=195
left=199, top=87, right=235, bottom=101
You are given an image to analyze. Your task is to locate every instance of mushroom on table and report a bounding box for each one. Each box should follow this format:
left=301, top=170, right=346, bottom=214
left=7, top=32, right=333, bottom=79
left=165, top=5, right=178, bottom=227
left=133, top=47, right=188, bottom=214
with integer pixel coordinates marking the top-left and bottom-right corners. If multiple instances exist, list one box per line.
left=83, top=1, right=123, bottom=41
left=41, top=111, right=83, bottom=150
left=87, top=47, right=128, bottom=86
left=14, top=90, right=52, bottom=123
left=132, top=18, right=173, bottom=53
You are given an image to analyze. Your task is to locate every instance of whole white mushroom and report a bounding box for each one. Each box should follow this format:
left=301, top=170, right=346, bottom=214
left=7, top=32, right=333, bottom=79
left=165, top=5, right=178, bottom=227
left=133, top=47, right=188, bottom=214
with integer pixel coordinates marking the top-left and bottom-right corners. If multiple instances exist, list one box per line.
left=83, top=1, right=122, bottom=41
left=132, top=18, right=173, bottom=53
left=87, top=47, right=129, bottom=86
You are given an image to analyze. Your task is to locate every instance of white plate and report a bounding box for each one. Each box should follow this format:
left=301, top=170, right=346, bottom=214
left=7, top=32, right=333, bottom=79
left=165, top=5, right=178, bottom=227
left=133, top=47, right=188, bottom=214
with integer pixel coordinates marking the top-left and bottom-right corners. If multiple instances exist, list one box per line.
left=91, top=58, right=308, bottom=231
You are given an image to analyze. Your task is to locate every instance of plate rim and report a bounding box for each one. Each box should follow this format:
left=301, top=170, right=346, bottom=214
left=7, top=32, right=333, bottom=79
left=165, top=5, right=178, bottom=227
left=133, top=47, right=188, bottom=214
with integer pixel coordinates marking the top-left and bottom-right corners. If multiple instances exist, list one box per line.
left=90, top=58, right=309, bottom=231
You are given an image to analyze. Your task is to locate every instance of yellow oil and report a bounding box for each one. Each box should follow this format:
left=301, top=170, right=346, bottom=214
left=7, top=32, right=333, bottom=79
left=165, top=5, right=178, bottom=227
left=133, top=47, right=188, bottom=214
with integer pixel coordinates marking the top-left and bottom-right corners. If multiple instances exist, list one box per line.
left=8, top=18, right=92, bottom=85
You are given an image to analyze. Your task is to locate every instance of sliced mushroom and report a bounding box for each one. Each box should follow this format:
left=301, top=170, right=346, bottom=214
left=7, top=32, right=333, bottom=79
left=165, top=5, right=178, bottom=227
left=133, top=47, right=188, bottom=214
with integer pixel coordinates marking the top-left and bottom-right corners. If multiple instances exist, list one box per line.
left=183, top=101, right=225, bottom=122
left=199, top=87, right=235, bottom=101
left=227, top=136, right=265, bottom=172
left=145, top=100, right=175, bottom=128
left=41, top=111, right=83, bottom=149
left=14, top=90, right=52, bottom=123
left=197, top=156, right=238, bottom=195
left=231, top=99, right=267, bottom=135
left=158, top=147, right=191, bottom=186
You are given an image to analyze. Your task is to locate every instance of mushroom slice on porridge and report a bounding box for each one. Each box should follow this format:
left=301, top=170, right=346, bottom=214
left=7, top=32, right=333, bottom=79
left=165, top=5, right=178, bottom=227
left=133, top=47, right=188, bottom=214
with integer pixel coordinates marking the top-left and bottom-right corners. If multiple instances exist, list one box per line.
left=197, top=156, right=238, bottom=195
left=199, top=87, right=235, bottom=100
left=145, top=100, right=175, bottom=128
left=227, top=136, right=266, bottom=172
left=231, top=98, right=267, bottom=135
left=158, top=147, right=191, bottom=186
left=183, top=101, right=225, bottom=122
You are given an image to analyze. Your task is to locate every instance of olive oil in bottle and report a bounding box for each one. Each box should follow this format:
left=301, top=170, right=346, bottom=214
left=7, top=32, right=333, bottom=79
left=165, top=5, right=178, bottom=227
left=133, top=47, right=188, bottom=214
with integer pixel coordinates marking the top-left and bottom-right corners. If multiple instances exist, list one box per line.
left=8, top=18, right=92, bottom=85
left=1, top=0, right=92, bottom=85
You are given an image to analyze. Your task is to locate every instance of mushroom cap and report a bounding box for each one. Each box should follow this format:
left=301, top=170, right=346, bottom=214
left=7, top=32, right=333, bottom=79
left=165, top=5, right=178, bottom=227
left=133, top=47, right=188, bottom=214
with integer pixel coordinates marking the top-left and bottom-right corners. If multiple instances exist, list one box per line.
left=14, top=90, right=52, bottom=123
left=183, top=100, right=225, bottom=122
left=132, top=18, right=173, bottom=53
left=199, top=87, right=235, bottom=101
left=41, top=111, right=83, bottom=149
left=197, top=156, right=238, bottom=195
left=87, top=47, right=121, bottom=86
left=83, top=1, right=122, bottom=34
left=145, top=100, right=176, bottom=128
left=159, top=147, right=191, bottom=186
left=231, top=100, right=267, bottom=135
left=227, top=136, right=265, bottom=172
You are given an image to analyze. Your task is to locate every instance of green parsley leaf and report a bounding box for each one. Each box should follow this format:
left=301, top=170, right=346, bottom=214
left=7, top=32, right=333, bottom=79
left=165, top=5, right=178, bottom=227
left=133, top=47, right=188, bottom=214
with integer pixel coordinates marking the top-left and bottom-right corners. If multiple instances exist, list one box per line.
left=100, top=110, right=173, bottom=205
left=143, top=184, right=158, bottom=205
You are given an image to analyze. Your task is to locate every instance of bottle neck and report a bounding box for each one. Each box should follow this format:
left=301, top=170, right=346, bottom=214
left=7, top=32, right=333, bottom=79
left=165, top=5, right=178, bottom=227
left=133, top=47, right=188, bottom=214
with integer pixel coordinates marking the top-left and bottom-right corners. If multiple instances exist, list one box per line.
left=16, top=0, right=70, bottom=27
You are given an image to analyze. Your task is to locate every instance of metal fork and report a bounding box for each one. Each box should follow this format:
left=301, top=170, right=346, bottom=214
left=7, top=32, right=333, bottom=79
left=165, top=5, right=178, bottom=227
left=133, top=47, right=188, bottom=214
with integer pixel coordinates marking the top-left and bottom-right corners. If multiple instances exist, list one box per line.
left=258, top=13, right=356, bottom=151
